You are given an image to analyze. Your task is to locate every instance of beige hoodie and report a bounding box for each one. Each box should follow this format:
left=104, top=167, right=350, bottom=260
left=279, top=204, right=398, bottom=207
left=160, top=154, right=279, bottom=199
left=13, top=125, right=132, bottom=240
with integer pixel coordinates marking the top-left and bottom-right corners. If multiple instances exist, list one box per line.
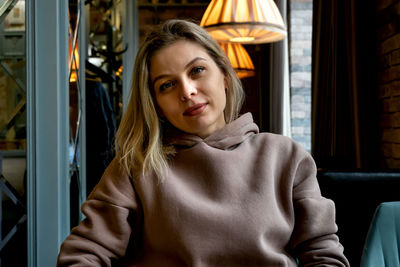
left=57, top=113, right=349, bottom=266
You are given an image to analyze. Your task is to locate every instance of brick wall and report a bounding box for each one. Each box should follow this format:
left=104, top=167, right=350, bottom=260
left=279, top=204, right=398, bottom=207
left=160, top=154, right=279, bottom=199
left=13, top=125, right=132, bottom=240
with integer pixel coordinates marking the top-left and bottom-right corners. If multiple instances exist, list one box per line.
left=289, top=0, right=312, bottom=151
left=378, top=0, right=400, bottom=168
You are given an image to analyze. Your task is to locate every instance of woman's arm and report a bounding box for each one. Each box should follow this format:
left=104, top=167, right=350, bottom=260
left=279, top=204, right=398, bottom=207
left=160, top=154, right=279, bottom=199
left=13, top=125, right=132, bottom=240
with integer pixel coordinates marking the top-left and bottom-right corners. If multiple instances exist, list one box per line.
left=57, top=159, right=141, bottom=266
left=289, top=150, right=350, bottom=266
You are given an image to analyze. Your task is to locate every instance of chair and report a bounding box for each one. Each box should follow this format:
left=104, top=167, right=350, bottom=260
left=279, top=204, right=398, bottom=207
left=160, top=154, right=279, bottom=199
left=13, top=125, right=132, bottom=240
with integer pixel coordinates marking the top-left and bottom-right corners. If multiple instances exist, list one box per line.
left=317, top=170, right=400, bottom=266
left=360, top=202, right=400, bottom=267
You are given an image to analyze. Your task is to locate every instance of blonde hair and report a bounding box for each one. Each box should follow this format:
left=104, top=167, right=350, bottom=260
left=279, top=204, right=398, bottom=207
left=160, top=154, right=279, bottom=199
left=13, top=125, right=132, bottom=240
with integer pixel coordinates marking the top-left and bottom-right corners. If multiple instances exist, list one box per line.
left=115, top=19, right=245, bottom=179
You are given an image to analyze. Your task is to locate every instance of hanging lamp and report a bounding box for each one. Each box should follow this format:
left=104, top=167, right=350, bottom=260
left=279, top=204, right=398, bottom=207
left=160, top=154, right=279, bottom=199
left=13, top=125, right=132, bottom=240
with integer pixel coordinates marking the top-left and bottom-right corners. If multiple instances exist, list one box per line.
left=200, top=0, right=287, bottom=44
left=220, top=42, right=255, bottom=79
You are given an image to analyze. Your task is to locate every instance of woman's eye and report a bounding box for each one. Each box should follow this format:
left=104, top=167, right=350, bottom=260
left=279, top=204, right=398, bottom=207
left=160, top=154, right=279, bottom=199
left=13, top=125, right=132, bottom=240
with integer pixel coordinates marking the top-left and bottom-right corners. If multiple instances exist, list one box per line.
left=191, top=66, right=205, bottom=76
left=159, top=81, right=174, bottom=91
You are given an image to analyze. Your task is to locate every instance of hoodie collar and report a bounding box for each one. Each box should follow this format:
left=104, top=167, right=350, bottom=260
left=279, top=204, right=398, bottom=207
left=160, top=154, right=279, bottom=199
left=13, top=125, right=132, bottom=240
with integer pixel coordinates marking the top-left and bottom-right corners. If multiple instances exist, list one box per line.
left=164, top=113, right=259, bottom=150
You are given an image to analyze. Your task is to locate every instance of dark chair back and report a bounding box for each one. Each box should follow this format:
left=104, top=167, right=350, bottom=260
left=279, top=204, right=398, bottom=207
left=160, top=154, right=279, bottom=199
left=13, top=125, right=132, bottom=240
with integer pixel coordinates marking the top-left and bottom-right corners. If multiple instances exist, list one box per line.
left=317, top=170, right=400, bottom=267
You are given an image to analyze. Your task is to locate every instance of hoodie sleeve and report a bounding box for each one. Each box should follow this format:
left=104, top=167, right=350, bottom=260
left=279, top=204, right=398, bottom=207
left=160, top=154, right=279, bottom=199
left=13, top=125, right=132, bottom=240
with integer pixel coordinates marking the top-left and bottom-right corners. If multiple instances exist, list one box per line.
left=57, top=159, right=141, bottom=267
left=288, top=146, right=350, bottom=267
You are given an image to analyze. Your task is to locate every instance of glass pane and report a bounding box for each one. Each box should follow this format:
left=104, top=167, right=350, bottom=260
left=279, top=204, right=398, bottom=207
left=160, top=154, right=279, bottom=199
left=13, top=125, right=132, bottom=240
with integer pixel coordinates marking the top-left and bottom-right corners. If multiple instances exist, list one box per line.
left=0, top=0, right=27, bottom=265
left=68, top=0, right=122, bottom=229
left=85, top=0, right=120, bottom=196
left=68, top=0, right=82, bottom=228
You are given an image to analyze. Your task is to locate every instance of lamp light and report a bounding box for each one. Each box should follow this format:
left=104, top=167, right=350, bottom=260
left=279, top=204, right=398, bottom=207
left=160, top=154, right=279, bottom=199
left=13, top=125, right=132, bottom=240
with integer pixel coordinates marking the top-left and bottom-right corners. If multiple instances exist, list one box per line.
left=220, top=42, right=255, bottom=79
left=201, top=0, right=287, bottom=44
left=68, top=42, right=79, bottom=82
left=68, top=31, right=79, bottom=82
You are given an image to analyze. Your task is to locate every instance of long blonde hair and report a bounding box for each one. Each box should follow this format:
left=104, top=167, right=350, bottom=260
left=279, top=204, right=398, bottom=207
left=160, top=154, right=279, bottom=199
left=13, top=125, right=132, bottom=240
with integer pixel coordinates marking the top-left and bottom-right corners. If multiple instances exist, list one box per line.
left=115, top=19, right=245, bottom=179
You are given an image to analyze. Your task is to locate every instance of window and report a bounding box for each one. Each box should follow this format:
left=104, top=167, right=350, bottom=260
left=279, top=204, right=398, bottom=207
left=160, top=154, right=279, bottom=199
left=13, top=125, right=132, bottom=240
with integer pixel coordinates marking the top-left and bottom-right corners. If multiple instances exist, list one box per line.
left=289, top=0, right=312, bottom=151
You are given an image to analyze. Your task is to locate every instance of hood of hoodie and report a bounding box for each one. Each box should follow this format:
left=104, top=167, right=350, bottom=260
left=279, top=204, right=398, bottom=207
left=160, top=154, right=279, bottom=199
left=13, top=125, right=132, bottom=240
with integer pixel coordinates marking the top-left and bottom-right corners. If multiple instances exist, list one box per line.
left=164, top=112, right=259, bottom=150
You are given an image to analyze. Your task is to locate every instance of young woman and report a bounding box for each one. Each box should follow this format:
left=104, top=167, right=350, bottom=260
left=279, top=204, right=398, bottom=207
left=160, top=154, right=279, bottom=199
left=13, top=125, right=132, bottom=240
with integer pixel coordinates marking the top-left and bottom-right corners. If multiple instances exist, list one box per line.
left=57, top=19, right=349, bottom=266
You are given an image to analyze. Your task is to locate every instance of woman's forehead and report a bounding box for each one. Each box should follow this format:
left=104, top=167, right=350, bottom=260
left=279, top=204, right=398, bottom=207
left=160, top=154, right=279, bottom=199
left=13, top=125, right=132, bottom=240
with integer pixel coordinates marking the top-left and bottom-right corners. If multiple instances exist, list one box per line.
left=152, top=40, right=208, bottom=58
left=149, top=41, right=211, bottom=73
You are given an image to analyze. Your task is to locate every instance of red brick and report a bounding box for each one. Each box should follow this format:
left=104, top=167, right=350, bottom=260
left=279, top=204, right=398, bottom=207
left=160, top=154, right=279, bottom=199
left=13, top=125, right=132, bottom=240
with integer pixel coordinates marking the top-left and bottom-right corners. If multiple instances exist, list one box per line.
left=378, top=20, right=398, bottom=41
left=379, top=64, right=400, bottom=83
left=380, top=143, right=400, bottom=158
left=387, top=96, right=400, bottom=112
left=392, top=49, right=400, bottom=65
left=382, top=98, right=391, bottom=112
left=382, top=128, right=400, bottom=142
left=379, top=83, right=393, bottom=98
left=383, top=157, right=400, bottom=168
left=379, top=33, right=400, bottom=55
left=392, top=143, right=400, bottom=158
left=393, top=96, right=400, bottom=111
left=381, top=142, right=393, bottom=157
left=381, top=97, right=400, bottom=112
left=380, top=113, right=393, bottom=128
left=378, top=54, right=391, bottom=69
left=392, top=112, right=400, bottom=127
left=391, top=80, right=400, bottom=95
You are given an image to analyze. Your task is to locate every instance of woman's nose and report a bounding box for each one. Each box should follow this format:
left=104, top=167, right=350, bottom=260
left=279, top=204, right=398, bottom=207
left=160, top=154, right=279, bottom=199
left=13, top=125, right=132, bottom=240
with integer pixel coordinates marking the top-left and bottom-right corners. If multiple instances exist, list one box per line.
left=180, top=79, right=197, bottom=101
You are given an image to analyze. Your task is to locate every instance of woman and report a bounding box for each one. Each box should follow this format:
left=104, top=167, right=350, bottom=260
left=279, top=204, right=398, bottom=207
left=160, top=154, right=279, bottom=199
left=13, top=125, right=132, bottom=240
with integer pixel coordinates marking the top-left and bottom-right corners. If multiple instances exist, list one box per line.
left=57, top=19, right=349, bottom=266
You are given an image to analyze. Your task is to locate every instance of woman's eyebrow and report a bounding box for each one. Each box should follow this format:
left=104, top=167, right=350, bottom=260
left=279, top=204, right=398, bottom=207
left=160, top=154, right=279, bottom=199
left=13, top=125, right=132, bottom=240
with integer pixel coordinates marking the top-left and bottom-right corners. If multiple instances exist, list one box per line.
left=184, top=57, right=207, bottom=70
left=152, top=57, right=207, bottom=85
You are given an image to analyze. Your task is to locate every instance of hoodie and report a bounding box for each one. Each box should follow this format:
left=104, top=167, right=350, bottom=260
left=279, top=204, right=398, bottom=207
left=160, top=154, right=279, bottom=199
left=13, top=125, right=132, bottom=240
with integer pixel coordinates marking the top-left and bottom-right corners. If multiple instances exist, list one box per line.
left=57, top=113, right=349, bottom=267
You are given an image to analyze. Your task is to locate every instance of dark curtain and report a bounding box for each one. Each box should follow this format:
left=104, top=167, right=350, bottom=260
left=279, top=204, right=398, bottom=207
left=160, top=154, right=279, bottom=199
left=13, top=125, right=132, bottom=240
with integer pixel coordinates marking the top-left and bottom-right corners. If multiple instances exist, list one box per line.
left=257, top=0, right=291, bottom=135
left=311, top=0, right=379, bottom=169
left=269, top=0, right=291, bottom=136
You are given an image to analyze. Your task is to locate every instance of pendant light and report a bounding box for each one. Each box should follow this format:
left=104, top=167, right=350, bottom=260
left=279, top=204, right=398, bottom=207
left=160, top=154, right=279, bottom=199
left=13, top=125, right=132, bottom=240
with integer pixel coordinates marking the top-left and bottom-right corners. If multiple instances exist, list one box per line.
left=220, top=42, right=255, bottom=79
left=201, top=0, right=287, bottom=44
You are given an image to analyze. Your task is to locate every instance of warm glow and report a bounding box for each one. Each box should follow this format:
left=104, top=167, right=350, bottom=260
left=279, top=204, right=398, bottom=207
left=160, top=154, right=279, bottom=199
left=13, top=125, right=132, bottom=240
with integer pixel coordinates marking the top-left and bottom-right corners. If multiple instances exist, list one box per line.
left=68, top=32, right=79, bottom=82
left=201, top=0, right=287, bottom=44
left=70, top=72, right=77, bottom=82
left=220, top=42, right=255, bottom=79
left=230, top=36, right=255, bottom=43
left=116, top=65, right=123, bottom=77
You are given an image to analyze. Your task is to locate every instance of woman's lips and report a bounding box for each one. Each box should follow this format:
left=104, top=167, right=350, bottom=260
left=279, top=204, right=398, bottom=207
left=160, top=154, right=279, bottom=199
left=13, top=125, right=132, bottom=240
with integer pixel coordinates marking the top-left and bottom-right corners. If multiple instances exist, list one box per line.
left=183, top=103, right=207, bottom=116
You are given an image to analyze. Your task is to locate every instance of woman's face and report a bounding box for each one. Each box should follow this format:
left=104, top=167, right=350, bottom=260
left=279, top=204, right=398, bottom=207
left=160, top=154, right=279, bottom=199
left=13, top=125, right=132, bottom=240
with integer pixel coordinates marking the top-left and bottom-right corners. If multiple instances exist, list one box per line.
left=150, top=40, right=227, bottom=138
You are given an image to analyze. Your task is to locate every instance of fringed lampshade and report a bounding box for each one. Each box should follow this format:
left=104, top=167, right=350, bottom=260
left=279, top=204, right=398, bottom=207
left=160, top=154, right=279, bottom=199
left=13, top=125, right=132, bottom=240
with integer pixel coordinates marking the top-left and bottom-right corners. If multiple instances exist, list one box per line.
left=220, top=42, right=255, bottom=79
left=201, top=0, right=287, bottom=44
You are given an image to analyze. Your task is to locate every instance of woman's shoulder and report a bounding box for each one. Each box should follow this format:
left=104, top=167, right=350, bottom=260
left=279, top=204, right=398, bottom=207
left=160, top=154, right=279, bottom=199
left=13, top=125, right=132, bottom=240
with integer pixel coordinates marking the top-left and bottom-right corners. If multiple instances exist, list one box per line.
left=103, top=157, right=128, bottom=179
left=249, top=132, right=311, bottom=158
left=87, top=157, right=135, bottom=199
left=252, top=132, right=304, bottom=148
